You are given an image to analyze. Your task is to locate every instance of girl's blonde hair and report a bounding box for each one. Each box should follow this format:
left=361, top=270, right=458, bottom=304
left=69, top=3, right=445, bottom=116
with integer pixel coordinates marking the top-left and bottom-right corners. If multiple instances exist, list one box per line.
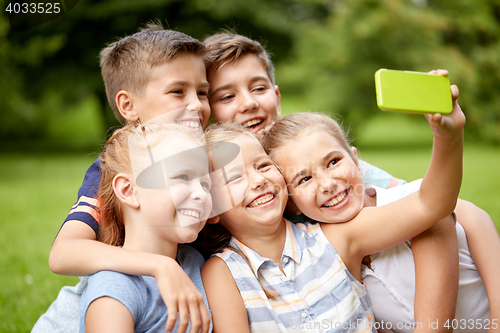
left=98, top=123, right=205, bottom=246
left=261, top=112, right=355, bottom=162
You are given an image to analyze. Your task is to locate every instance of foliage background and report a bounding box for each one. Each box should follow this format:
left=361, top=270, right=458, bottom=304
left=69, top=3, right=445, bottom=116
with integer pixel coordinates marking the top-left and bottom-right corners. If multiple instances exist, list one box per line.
left=1, top=0, right=500, bottom=146
left=1, top=0, right=499, bottom=331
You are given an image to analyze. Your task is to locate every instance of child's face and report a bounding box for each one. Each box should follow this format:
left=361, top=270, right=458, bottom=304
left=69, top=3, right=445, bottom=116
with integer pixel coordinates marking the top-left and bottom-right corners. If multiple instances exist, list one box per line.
left=212, top=136, right=287, bottom=238
left=208, top=54, right=281, bottom=134
left=136, top=134, right=212, bottom=244
left=273, top=130, right=365, bottom=224
left=133, top=54, right=211, bottom=131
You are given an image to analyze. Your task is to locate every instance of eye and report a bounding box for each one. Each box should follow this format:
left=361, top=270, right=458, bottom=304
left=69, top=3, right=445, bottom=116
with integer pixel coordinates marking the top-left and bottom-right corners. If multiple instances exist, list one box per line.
left=170, top=89, right=183, bottom=95
left=298, top=175, right=312, bottom=185
left=252, top=86, right=267, bottom=93
left=201, top=181, right=211, bottom=192
left=328, top=157, right=341, bottom=167
left=198, top=90, right=208, bottom=97
left=258, top=163, right=271, bottom=171
left=219, top=94, right=234, bottom=102
left=175, top=174, right=189, bottom=182
left=227, top=175, right=242, bottom=184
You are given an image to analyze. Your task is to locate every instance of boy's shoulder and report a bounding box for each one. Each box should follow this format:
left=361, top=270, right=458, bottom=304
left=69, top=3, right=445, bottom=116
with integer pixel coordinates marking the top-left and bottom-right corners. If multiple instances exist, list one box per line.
left=374, top=179, right=423, bottom=207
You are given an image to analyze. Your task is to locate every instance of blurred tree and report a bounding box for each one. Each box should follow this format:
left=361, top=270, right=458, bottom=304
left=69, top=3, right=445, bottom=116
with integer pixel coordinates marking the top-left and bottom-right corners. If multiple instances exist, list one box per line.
left=277, top=0, right=500, bottom=143
left=2, top=0, right=299, bottom=143
left=2, top=0, right=500, bottom=144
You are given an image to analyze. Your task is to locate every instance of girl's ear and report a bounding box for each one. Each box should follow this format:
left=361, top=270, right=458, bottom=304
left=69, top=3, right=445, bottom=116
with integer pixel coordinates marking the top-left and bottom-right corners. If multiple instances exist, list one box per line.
left=113, top=173, right=140, bottom=209
left=351, top=146, right=360, bottom=166
left=274, top=85, right=282, bottom=119
left=206, top=215, right=220, bottom=225
left=116, top=90, right=139, bottom=123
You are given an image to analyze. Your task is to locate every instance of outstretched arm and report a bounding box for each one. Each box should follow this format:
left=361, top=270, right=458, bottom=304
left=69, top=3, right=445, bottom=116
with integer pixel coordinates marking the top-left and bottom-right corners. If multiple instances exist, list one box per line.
left=350, top=73, right=465, bottom=257
left=50, top=221, right=210, bottom=333
left=412, top=215, right=459, bottom=333
left=202, top=256, right=250, bottom=333
left=455, top=199, right=500, bottom=332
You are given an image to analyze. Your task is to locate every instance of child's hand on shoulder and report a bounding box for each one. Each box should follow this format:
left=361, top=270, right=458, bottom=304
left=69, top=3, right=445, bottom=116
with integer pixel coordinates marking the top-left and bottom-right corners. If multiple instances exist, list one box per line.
left=424, top=69, right=466, bottom=141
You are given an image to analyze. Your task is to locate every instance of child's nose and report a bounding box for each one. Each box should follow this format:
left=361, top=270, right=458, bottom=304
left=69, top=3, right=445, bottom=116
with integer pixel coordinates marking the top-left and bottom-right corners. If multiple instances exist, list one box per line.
left=190, top=181, right=210, bottom=202
left=250, top=173, right=267, bottom=190
left=318, top=172, right=336, bottom=193
left=187, top=95, right=205, bottom=113
left=239, top=91, right=259, bottom=113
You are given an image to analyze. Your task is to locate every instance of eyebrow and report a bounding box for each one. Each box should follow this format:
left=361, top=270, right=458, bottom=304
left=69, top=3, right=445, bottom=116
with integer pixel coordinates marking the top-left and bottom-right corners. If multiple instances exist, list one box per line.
left=254, top=154, right=270, bottom=163
left=210, top=76, right=270, bottom=96
left=291, top=168, right=308, bottom=185
left=323, top=151, right=342, bottom=163
left=167, top=80, right=210, bottom=88
left=210, top=83, right=234, bottom=96
left=290, top=150, right=343, bottom=184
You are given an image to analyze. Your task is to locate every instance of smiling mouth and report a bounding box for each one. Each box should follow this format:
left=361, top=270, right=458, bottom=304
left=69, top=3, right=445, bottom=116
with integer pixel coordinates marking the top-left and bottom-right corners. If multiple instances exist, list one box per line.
left=176, top=119, right=202, bottom=131
left=177, top=209, right=201, bottom=219
left=322, top=189, right=349, bottom=208
left=247, top=193, right=275, bottom=208
left=242, top=118, right=264, bottom=130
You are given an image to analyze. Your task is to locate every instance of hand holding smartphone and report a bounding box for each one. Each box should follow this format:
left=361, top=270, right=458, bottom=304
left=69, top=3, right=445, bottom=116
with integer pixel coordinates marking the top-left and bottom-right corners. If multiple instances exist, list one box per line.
left=375, top=69, right=453, bottom=114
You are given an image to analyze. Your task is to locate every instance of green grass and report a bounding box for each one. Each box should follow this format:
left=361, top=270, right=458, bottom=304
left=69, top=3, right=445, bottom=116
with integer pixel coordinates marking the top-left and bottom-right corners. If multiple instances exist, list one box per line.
left=1, top=114, right=498, bottom=331
left=0, top=152, right=98, bottom=332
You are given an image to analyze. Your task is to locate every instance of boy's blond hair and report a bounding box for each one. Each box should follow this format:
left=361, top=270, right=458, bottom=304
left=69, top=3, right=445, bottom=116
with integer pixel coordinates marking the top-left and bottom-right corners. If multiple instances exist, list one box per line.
left=203, top=31, right=275, bottom=85
left=100, top=22, right=206, bottom=125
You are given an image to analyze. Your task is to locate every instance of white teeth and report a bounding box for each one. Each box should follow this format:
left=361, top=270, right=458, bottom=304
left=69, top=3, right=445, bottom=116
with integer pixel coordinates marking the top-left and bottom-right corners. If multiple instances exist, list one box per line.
left=178, top=209, right=200, bottom=219
left=178, top=121, right=200, bottom=129
left=242, top=119, right=263, bottom=128
left=248, top=193, right=274, bottom=208
left=323, top=190, right=348, bottom=208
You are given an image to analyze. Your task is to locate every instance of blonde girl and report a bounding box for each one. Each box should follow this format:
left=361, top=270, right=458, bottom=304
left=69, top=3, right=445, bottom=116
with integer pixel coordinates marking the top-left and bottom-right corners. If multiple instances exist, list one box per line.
left=80, top=123, right=212, bottom=333
left=263, top=91, right=499, bottom=330
left=200, top=92, right=464, bottom=333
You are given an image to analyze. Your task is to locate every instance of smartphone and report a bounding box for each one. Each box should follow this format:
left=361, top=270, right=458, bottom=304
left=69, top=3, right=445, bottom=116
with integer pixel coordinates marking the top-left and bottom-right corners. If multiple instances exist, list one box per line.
left=375, top=68, right=452, bottom=114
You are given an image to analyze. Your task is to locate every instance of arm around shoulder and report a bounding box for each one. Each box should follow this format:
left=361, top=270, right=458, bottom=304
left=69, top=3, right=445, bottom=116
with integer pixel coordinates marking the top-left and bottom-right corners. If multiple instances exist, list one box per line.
left=201, top=256, right=250, bottom=333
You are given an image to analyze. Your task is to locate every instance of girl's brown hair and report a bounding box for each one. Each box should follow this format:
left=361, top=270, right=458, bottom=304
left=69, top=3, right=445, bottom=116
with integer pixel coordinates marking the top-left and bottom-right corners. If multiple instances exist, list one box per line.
left=261, top=112, right=355, bottom=162
left=98, top=123, right=204, bottom=246
left=261, top=112, right=356, bottom=221
left=196, top=121, right=279, bottom=298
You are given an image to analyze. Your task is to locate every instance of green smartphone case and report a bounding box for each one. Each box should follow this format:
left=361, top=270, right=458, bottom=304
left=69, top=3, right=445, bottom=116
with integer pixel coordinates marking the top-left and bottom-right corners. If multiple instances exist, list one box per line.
left=375, top=68, right=453, bottom=114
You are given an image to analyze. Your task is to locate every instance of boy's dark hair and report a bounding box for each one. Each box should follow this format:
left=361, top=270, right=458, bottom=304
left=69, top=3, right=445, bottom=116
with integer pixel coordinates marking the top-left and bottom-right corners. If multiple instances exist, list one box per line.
left=203, top=31, right=275, bottom=85
left=100, top=22, right=206, bottom=125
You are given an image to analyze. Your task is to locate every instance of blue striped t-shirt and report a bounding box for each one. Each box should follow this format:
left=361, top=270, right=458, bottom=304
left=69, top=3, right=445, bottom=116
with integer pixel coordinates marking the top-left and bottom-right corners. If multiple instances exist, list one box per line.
left=215, top=220, right=376, bottom=333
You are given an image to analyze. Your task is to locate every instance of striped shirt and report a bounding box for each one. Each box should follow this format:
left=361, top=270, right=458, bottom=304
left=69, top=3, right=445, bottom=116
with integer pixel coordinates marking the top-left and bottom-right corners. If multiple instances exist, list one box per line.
left=359, top=160, right=405, bottom=189
left=64, top=157, right=101, bottom=235
left=215, top=220, right=376, bottom=333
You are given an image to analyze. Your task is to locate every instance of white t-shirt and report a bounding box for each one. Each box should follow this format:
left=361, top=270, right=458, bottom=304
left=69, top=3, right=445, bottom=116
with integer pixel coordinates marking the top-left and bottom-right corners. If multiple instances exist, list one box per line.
left=361, top=179, right=489, bottom=333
